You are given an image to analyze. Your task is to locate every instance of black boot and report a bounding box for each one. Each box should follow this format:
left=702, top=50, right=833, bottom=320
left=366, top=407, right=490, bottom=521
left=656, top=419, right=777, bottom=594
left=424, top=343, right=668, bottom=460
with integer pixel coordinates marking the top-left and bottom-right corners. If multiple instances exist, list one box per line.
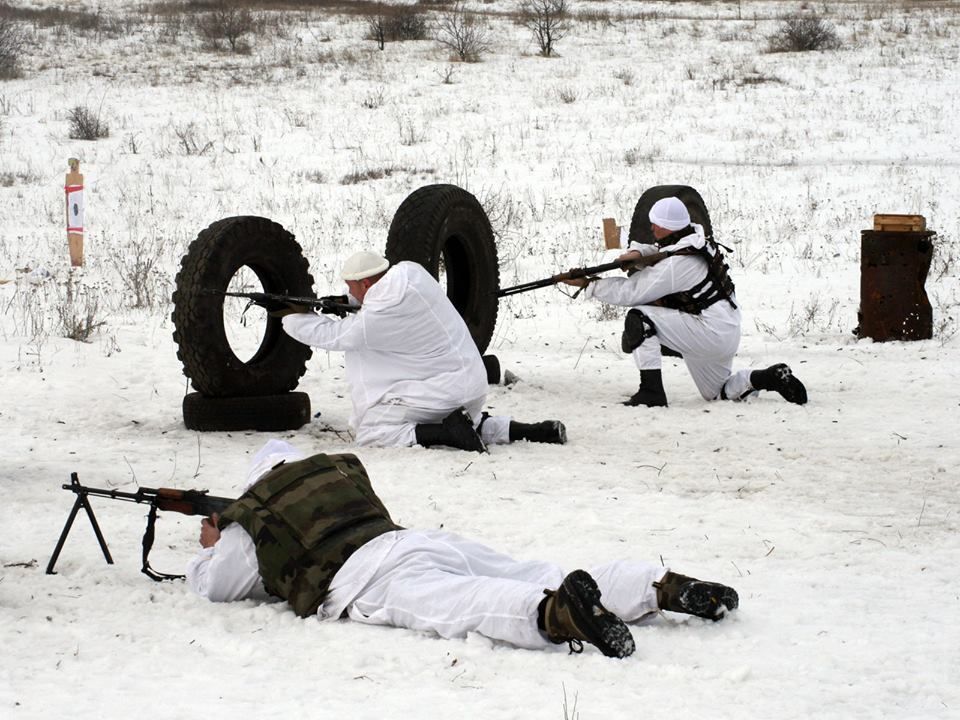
left=414, top=408, right=487, bottom=453
left=623, top=369, right=668, bottom=407
left=508, top=420, right=567, bottom=444
left=653, top=571, right=739, bottom=621
left=538, top=570, right=635, bottom=658
left=750, top=364, right=807, bottom=405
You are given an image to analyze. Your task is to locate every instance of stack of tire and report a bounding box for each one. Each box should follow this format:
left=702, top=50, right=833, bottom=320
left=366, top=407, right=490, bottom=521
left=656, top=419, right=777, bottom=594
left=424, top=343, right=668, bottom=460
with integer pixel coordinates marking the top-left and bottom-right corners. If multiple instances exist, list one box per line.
left=171, top=216, right=316, bottom=432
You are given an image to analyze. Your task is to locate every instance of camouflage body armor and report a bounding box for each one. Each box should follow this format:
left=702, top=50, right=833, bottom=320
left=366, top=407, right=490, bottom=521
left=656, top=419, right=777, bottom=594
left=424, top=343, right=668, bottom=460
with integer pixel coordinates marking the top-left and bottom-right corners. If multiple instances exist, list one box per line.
left=219, top=453, right=402, bottom=617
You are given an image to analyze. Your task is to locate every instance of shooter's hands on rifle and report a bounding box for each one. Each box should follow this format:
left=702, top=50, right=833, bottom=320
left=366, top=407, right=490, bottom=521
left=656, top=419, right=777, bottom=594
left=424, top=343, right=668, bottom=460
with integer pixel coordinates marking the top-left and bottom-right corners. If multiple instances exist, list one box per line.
left=617, top=249, right=643, bottom=267
left=559, top=275, right=591, bottom=288
left=200, top=513, right=221, bottom=548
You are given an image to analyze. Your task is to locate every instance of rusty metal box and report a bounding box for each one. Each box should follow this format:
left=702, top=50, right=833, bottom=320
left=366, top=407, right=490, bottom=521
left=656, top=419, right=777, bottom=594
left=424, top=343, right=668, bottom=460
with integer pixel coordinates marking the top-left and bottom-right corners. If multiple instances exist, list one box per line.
left=858, top=227, right=935, bottom=341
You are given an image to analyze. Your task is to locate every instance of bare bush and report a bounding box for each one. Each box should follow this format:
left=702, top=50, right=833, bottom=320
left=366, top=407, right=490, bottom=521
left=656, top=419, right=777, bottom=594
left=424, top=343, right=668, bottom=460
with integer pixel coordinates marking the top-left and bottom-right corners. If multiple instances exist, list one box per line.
left=56, top=276, right=105, bottom=342
left=108, top=233, right=170, bottom=309
left=68, top=105, right=110, bottom=140
left=368, top=4, right=428, bottom=49
left=367, top=9, right=387, bottom=50
left=0, top=14, right=26, bottom=80
left=556, top=86, right=578, bottom=104
left=520, top=0, right=569, bottom=57
left=435, top=2, right=491, bottom=62
left=387, top=6, right=427, bottom=41
left=174, top=122, right=213, bottom=155
left=435, top=64, right=457, bottom=84
left=362, top=87, right=385, bottom=109
left=768, top=13, right=842, bottom=52
left=197, top=2, right=255, bottom=53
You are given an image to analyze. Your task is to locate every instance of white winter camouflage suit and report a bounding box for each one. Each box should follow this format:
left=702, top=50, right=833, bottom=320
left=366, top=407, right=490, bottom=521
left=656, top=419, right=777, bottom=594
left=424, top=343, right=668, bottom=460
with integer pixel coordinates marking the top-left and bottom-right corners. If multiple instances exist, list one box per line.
left=281, top=261, right=511, bottom=446
left=586, top=225, right=755, bottom=401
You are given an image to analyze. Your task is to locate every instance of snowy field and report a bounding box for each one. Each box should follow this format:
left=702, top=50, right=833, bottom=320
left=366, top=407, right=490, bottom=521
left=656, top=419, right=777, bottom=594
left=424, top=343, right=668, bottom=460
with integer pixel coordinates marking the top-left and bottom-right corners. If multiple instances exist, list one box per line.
left=1, top=0, right=958, bottom=717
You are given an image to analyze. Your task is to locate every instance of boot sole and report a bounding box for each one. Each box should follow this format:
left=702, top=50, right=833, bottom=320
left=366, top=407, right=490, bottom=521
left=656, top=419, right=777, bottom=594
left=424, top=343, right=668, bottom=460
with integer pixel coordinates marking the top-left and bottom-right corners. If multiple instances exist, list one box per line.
left=771, top=365, right=807, bottom=405
left=679, top=582, right=740, bottom=621
left=562, top=570, right=636, bottom=658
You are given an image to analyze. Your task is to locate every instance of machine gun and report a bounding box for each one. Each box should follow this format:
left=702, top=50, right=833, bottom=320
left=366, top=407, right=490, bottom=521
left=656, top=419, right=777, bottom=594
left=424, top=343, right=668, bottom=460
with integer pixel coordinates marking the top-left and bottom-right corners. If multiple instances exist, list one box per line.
left=205, top=290, right=358, bottom=318
left=495, top=250, right=681, bottom=298
left=47, top=472, right=236, bottom=582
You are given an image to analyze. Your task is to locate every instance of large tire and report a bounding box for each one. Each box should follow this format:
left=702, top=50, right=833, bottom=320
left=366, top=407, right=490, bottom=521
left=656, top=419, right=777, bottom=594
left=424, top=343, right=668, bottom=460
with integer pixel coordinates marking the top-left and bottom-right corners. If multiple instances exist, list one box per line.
left=182, top=392, right=312, bottom=432
left=172, top=216, right=315, bottom=397
left=384, top=184, right=499, bottom=355
left=628, top=185, right=713, bottom=246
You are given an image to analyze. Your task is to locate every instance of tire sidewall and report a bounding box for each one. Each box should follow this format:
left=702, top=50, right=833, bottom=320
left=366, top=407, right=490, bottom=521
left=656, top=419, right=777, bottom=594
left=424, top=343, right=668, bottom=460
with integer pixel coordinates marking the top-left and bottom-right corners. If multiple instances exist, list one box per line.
left=385, top=184, right=499, bottom=355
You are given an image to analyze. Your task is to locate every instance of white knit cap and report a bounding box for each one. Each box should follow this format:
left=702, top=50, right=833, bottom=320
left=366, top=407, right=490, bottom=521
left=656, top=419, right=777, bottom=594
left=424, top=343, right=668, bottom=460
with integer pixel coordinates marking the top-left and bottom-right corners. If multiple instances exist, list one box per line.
left=341, top=251, right=390, bottom=281
left=648, top=197, right=691, bottom=231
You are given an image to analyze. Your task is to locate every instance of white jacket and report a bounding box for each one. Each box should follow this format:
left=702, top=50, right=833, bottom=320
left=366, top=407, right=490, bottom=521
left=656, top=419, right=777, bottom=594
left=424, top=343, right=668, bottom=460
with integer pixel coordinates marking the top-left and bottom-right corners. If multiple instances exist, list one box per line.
left=282, top=262, right=488, bottom=434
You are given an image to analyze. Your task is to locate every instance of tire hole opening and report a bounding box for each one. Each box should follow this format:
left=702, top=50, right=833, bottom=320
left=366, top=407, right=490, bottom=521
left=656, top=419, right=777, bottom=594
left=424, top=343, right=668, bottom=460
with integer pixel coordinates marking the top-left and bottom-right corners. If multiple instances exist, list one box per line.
left=441, top=235, right=472, bottom=315
left=223, top=265, right=269, bottom=364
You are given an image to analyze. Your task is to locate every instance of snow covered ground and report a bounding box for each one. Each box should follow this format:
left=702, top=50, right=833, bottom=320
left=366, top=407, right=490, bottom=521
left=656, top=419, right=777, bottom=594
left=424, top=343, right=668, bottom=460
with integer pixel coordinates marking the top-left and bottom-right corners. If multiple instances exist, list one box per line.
left=1, top=1, right=958, bottom=718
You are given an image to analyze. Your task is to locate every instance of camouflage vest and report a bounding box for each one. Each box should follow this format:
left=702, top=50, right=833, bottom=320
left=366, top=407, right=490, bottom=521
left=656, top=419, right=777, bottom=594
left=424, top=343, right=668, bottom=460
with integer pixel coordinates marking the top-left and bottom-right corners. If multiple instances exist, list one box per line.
left=219, top=453, right=402, bottom=618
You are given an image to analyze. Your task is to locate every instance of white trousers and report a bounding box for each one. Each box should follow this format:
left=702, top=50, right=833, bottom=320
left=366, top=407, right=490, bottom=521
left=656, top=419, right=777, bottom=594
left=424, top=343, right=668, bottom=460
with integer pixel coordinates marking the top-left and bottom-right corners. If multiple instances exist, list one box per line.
left=337, top=529, right=665, bottom=651
left=631, top=304, right=754, bottom=400
left=355, top=396, right=512, bottom=447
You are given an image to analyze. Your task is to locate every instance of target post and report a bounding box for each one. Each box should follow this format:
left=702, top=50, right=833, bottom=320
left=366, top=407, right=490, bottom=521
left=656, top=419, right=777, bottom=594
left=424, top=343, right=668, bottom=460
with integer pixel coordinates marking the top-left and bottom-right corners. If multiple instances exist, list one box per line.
left=65, top=158, right=84, bottom=266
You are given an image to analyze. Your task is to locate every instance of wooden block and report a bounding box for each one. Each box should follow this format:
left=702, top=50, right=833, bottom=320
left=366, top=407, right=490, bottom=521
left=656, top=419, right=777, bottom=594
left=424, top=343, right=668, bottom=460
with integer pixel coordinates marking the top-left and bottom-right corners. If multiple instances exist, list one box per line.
left=602, top=217, right=621, bottom=249
left=873, top=214, right=925, bottom=232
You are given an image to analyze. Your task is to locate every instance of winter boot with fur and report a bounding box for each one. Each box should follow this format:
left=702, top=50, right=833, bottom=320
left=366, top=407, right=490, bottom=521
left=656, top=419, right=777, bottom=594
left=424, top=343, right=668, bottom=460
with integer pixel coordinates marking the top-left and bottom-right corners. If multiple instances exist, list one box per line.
left=508, top=420, right=567, bottom=444
left=653, top=571, right=739, bottom=621
left=623, top=369, right=668, bottom=407
left=750, top=363, right=807, bottom=405
left=538, top=570, right=635, bottom=658
left=414, top=407, right=487, bottom=453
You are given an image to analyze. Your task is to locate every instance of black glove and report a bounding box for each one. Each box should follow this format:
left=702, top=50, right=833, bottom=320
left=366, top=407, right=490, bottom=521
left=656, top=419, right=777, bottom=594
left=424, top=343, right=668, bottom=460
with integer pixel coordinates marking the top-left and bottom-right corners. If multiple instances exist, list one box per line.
left=319, top=295, right=353, bottom=318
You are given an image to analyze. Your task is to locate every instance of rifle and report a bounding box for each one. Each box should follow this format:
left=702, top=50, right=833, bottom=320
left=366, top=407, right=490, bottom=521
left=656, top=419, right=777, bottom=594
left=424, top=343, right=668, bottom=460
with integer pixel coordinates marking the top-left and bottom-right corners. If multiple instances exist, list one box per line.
left=496, top=250, right=678, bottom=298
left=47, top=472, right=235, bottom=582
left=204, top=290, right=358, bottom=318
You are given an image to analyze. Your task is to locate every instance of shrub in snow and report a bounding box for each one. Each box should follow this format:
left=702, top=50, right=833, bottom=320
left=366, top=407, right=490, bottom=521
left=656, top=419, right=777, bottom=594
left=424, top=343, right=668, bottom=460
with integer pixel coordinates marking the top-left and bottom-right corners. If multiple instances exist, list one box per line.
left=67, top=105, right=110, bottom=141
left=768, top=13, right=842, bottom=52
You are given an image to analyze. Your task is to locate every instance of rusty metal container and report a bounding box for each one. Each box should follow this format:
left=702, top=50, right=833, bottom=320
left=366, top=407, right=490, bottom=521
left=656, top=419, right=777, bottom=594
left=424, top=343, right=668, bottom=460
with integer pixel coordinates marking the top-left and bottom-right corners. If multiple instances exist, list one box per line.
left=858, top=214, right=935, bottom=341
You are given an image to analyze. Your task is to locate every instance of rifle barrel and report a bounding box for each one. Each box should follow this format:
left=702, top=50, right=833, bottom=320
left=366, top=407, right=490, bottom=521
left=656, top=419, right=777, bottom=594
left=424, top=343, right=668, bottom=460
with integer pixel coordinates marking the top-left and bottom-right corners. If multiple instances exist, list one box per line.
left=496, top=259, right=629, bottom=298
left=212, top=290, right=358, bottom=314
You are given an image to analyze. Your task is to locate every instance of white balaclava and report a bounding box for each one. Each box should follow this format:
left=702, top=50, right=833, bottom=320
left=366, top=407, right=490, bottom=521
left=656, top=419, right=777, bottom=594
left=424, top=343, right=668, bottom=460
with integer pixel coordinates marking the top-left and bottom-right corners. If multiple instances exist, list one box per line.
left=648, top=197, right=691, bottom=231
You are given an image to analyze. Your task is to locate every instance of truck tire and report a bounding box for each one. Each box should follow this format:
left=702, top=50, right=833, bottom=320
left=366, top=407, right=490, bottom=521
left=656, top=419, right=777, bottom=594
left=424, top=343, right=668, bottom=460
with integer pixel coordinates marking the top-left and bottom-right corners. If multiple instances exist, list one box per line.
left=628, top=185, right=713, bottom=246
left=384, top=184, right=499, bottom=355
left=182, top=392, right=312, bottom=432
left=171, top=216, right=315, bottom=397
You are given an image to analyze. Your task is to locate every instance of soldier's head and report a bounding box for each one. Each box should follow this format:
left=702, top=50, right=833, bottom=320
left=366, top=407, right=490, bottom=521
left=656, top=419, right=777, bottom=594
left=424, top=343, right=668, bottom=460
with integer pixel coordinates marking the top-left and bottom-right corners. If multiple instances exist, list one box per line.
left=341, top=250, right=390, bottom=303
left=648, top=197, right=690, bottom=241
